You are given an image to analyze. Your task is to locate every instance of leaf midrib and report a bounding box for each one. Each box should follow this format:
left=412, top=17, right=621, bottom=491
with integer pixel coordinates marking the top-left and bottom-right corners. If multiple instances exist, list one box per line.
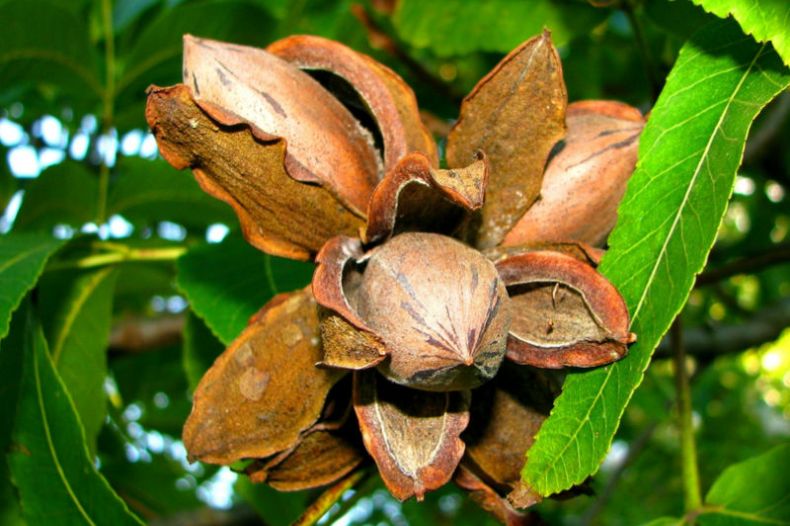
left=33, top=334, right=96, bottom=526
left=529, top=42, right=767, bottom=491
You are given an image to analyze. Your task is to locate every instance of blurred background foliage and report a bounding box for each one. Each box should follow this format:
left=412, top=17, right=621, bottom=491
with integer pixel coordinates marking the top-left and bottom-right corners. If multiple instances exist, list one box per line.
left=0, top=0, right=788, bottom=525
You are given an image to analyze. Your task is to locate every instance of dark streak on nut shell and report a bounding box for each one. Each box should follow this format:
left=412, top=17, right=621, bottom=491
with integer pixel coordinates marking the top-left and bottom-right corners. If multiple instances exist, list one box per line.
left=355, top=233, right=511, bottom=391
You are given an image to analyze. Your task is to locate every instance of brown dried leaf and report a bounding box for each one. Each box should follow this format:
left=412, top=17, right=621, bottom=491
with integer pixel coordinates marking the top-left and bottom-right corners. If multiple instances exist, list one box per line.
left=502, top=100, right=643, bottom=247
left=497, top=251, right=634, bottom=368
left=145, top=84, right=364, bottom=261
left=446, top=31, right=567, bottom=248
left=455, top=466, right=541, bottom=525
left=182, top=35, right=380, bottom=214
left=355, top=233, right=510, bottom=391
left=364, top=152, right=488, bottom=243
left=183, top=288, right=343, bottom=464
left=268, top=35, right=438, bottom=170
left=353, top=370, right=469, bottom=501
left=463, top=363, right=556, bottom=492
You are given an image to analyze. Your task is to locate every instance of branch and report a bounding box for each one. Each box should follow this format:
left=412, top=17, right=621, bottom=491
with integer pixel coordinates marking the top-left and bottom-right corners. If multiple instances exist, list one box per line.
left=109, top=315, right=185, bottom=352
left=655, top=297, right=790, bottom=358
left=672, top=319, right=702, bottom=513
left=696, top=243, right=790, bottom=286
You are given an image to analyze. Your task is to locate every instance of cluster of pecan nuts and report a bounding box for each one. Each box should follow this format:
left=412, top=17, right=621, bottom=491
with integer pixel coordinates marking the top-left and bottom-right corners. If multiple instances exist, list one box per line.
left=146, top=31, right=641, bottom=523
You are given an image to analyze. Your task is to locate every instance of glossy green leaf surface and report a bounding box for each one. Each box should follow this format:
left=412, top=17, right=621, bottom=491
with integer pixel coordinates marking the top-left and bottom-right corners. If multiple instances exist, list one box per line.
left=524, top=19, right=790, bottom=496
left=38, top=267, right=118, bottom=451
left=0, top=0, right=102, bottom=103
left=7, top=308, right=143, bottom=525
left=0, top=233, right=66, bottom=340
left=698, top=444, right=790, bottom=525
left=691, top=0, right=790, bottom=66
left=175, top=232, right=314, bottom=345
left=393, top=0, right=606, bottom=57
left=15, top=163, right=99, bottom=230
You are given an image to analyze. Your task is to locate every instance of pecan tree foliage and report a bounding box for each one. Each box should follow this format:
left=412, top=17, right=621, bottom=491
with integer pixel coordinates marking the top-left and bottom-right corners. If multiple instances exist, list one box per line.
left=145, top=31, right=642, bottom=522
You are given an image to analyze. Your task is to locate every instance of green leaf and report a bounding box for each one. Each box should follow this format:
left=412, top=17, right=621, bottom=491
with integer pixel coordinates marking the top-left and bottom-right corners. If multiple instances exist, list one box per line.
left=393, top=0, right=607, bottom=57
left=235, top=477, right=310, bottom=526
left=175, top=232, right=314, bottom=345
left=0, top=0, right=103, bottom=102
left=524, top=19, right=790, bottom=496
left=14, top=162, right=99, bottom=230
left=182, top=310, right=224, bottom=393
left=0, top=232, right=66, bottom=340
left=0, top=303, right=29, bottom=526
left=640, top=519, right=683, bottom=526
left=698, top=444, right=790, bottom=525
left=7, top=307, right=143, bottom=525
left=38, top=267, right=118, bottom=451
left=107, top=157, right=235, bottom=228
left=691, top=0, right=790, bottom=67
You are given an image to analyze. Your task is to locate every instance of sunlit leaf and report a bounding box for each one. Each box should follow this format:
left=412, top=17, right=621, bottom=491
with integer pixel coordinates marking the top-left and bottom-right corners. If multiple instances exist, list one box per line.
left=7, top=308, right=143, bottom=525
left=524, top=19, right=790, bottom=496
left=38, top=267, right=118, bottom=451
left=691, top=0, right=790, bottom=66
left=393, top=0, right=606, bottom=57
left=0, top=233, right=66, bottom=340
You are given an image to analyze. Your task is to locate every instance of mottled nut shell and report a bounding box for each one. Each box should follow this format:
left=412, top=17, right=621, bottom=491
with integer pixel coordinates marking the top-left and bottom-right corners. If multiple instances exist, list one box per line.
left=354, top=233, right=510, bottom=391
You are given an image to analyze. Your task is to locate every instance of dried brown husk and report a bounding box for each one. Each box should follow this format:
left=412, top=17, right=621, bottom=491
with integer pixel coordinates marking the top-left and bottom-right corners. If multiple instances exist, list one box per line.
left=267, top=34, right=438, bottom=170
left=312, top=236, right=389, bottom=370
left=497, top=251, right=634, bottom=368
left=182, top=288, right=343, bottom=464
left=502, top=100, right=643, bottom=247
left=364, top=151, right=488, bottom=243
left=145, top=84, right=364, bottom=261
left=353, top=370, right=470, bottom=501
left=463, top=363, right=557, bottom=494
left=246, top=379, right=365, bottom=491
left=355, top=233, right=510, bottom=391
left=182, top=35, right=380, bottom=214
left=454, top=466, right=541, bottom=526
left=446, top=31, right=567, bottom=249
left=484, top=242, right=604, bottom=267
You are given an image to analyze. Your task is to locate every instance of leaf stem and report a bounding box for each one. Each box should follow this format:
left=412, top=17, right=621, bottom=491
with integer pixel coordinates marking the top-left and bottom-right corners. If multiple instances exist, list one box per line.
left=671, top=318, right=703, bottom=515
left=97, top=0, right=115, bottom=224
left=46, top=246, right=186, bottom=272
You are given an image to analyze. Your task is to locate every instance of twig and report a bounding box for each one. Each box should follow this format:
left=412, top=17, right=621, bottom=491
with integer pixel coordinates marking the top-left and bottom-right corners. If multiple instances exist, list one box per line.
left=97, top=0, right=115, bottom=224
left=696, top=243, right=790, bottom=286
left=293, top=469, right=368, bottom=526
left=109, top=315, right=185, bottom=352
left=149, top=504, right=263, bottom=526
left=655, top=297, right=790, bottom=359
left=46, top=245, right=186, bottom=272
left=671, top=319, right=702, bottom=514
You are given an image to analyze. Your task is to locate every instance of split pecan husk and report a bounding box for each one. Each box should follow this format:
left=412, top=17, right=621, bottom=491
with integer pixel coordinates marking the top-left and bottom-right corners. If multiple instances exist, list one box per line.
left=147, top=30, right=641, bottom=523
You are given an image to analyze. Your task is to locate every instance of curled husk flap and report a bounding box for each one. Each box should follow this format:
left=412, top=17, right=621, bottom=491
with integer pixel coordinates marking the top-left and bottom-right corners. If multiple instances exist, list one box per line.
left=484, top=241, right=604, bottom=268
left=267, top=34, right=438, bottom=170
left=454, top=467, right=539, bottom=526
left=353, top=370, right=470, bottom=501
left=502, top=100, right=643, bottom=247
left=364, top=151, right=489, bottom=243
left=446, top=31, right=567, bottom=249
left=313, top=236, right=389, bottom=370
left=246, top=379, right=365, bottom=491
left=182, top=288, right=343, bottom=464
left=182, top=35, right=380, bottom=214
left=145, top=84, right=364, bottom=261
left=496, top=251, right=634, bottom=368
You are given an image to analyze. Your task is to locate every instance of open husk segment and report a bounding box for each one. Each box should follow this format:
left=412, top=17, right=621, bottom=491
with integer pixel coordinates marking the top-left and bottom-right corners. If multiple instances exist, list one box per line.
left=353, top=370, right=470, bottom=501
left=182, top=288, right=343, bottom=465
left=145, top=84, right=364, bottom=261
left=496, top=251, right=634, bottom=368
